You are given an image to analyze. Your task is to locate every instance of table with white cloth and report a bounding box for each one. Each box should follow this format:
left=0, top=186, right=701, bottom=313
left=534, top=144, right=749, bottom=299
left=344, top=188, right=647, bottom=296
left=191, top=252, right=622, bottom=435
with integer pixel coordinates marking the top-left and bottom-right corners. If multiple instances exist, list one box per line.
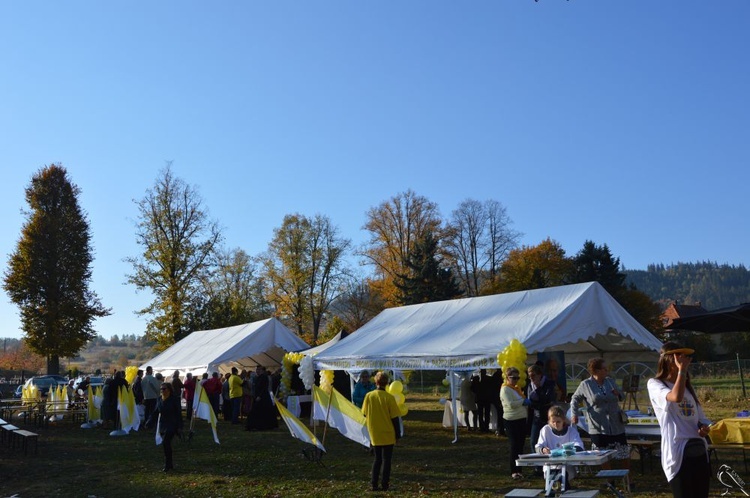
left=286, top=395, right=312, bottom=418
left=441, top=400, right=498, bottom=431
left=516, top=449, right=616, bottom=495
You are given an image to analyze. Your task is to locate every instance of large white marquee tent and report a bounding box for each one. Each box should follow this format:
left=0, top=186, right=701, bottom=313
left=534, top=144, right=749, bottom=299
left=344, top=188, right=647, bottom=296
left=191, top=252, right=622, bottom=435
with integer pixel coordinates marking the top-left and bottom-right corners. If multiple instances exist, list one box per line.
left=313, top=282, right=662, bottom=371
left=312, top=282, right=662, bottom=441
left=140, top=317, right=309, bottom=378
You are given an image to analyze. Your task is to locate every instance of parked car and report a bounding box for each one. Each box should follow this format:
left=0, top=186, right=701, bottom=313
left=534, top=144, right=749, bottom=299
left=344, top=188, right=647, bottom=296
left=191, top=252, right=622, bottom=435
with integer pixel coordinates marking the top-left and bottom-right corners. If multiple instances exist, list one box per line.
left=72, top=375, right=105, bottom=393
left=23, top=375, right=68, bottom=397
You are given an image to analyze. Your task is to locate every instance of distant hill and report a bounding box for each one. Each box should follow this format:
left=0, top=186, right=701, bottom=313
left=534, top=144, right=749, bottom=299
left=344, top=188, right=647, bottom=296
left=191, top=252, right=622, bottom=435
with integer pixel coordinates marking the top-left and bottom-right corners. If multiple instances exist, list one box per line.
left=625, top=261, right=750, bottom=310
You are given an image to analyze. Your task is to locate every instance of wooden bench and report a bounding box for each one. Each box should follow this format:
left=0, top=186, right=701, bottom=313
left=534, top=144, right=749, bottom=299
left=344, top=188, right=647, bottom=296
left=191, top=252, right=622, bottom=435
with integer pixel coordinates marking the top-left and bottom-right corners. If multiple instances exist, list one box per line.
left=594, top=469, right=630, bottom=497
left=626, top=439, right=656, bottom=474
left=505, top=489, right=544, bottom=497
left=12, top=429, right=39, bottom=455
left=1, top=423, right=20, bottom=446
left=708, top=443, right=750, bottom=473
left=504, top=490, right=600, bottom=497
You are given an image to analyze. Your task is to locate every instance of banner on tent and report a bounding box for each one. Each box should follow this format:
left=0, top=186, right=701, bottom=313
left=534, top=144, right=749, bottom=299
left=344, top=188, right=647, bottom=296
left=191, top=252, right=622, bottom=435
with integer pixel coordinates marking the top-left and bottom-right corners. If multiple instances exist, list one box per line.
left=315, top=355, right=500, bottom=371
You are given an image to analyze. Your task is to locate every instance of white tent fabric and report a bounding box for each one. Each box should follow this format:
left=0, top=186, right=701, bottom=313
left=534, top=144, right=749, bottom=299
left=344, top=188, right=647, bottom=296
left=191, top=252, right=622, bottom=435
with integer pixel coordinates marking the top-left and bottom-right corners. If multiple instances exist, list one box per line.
left=298, top=330, right=348, bottom=356
left=313, top=282, right=662, bottom=371
left=141, top=318, right=309, bottom=378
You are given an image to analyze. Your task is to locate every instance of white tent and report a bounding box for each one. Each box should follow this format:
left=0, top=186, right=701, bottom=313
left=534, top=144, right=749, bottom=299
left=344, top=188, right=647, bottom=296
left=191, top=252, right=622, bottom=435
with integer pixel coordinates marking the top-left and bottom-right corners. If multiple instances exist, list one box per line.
left=141, top=318, right=309, bottom=378
left=313, top=282, right=662, bottom=371
left=299, top=330, right=349, bottom=356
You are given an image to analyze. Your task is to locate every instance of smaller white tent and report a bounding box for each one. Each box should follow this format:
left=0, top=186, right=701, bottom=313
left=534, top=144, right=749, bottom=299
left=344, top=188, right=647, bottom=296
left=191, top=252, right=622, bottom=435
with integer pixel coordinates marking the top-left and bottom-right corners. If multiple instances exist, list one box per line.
left=141, top=318, right=309, bottom=378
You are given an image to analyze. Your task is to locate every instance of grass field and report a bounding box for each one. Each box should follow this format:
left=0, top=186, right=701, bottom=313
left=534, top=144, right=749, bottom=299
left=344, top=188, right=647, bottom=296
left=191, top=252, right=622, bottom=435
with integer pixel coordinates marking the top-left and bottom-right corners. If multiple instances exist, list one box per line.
left=1, top=378, right=748, bottom=498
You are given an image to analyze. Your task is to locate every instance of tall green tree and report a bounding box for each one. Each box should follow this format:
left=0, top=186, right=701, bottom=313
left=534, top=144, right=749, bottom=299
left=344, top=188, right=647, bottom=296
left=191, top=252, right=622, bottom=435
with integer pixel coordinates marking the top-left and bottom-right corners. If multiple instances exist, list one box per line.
left=3, top=164, right=110, bottom=374
left=125, top=165, right=222, bottom=348
left=188, top=248, right=270, bottom=331
left=263, top=213, right=351, bottom=343
left=396, top=231, right=462, bottom=305
left=569, top=240, right=626, bottom=294
left=569, top=241, right=663, bottom=333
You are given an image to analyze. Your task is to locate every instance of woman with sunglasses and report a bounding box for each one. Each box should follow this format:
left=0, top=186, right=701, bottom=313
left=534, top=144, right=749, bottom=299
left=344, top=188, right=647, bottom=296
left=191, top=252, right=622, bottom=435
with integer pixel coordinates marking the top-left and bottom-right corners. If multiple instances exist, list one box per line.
left=147, top=382, right=183, bottom=472
left=647, top=342, right=711, bottom=497
left=501, top=367, right=531, bottom=479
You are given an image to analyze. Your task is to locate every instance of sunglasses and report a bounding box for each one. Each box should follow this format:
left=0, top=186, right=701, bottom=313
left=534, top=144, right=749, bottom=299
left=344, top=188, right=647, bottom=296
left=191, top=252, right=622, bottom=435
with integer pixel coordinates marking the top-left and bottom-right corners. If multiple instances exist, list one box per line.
left=508, top=376, right=520, bottom=380
left=160, top=387, right=168, bottom=391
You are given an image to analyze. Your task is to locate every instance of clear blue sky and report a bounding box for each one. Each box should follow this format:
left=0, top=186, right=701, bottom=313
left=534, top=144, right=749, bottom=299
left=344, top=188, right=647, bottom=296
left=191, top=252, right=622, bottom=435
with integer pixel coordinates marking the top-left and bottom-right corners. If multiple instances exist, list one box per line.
left=1, top=2, right=748, bottom=340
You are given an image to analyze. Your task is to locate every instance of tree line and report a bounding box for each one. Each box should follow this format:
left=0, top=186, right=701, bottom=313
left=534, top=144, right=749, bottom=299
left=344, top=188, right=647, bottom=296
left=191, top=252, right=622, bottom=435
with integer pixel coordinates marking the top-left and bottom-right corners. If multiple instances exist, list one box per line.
left=3, top=163, right=680, bottom=374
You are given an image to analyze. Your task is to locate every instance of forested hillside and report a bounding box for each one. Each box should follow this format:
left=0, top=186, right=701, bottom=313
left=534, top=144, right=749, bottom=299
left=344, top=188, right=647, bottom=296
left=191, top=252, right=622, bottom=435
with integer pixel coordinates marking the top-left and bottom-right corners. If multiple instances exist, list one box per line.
left=624, top=262, right=750, bottom=310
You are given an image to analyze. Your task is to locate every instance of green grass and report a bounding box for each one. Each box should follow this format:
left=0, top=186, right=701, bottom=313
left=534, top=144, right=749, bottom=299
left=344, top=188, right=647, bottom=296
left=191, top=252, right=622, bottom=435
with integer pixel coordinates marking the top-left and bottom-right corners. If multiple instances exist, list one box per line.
left=2, top=384, right=747, bottom=497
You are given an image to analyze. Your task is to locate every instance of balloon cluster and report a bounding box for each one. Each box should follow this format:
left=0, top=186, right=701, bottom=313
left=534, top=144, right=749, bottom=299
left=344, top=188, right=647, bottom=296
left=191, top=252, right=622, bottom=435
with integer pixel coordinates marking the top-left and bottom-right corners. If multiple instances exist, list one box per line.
left=299, top=354, right=316, bottom=391
left=497, top=339, right=528, bottom=384
left=386, top=380, right=409, bottom=417
left=320, top=370, right=334, bottom=393
left=281, top=352, right=305, bottom=396
left=125, top=365, right=139, bottom=384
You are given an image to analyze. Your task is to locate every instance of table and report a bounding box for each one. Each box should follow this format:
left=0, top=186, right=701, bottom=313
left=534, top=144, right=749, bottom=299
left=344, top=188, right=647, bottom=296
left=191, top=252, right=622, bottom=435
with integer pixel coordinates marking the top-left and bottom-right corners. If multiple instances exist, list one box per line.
left=624, top=414, right=660, bottom=438
left=441, top=400, right=498, bottom=431
left=516, top=449, right=616, bottom=495
left=709, top=418, right=750, bottom=444
left=286, top=395, right=312, bottom=418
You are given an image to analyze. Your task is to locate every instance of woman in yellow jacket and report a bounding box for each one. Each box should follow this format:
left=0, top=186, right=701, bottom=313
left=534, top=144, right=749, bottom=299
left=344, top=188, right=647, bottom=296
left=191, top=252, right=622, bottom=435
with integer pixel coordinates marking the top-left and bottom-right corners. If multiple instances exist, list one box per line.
left=362, top=371, right=401, bottom=492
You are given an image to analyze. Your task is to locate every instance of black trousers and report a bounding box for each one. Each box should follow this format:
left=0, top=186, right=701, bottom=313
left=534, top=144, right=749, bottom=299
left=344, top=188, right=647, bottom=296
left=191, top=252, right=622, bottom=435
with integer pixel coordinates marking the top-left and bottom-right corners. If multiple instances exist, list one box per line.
left=506, top=417, right=527, bottom=475
left=477, top=401, right=491, bottom=431
left=162, top=429, right=177, bottom=469
left=372, top=444, right=394, bottom=490
left=669, top=451, right=710, bottom=498
left=144, top=398, right=157, bottom=426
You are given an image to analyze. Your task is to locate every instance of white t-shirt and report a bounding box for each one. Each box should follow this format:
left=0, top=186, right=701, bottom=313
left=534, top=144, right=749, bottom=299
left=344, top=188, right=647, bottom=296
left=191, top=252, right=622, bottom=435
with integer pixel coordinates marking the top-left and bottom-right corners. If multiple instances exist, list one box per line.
left=534, top=424, right=585, bottom=479
left=647, top=378, right=710, bottom=482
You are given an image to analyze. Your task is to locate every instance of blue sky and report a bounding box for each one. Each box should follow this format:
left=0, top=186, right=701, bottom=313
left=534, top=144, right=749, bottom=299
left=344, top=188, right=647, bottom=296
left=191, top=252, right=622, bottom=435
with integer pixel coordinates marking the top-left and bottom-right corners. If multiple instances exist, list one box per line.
left=1, top=1, right=748, bottom=340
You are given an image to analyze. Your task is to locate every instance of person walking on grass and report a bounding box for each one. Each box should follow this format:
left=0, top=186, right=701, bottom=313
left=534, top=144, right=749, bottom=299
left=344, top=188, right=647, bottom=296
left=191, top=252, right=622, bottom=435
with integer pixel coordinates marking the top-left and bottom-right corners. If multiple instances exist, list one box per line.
left=147, top=382, right=183, bottom=472
left=362, top=371, right=402, bottom=492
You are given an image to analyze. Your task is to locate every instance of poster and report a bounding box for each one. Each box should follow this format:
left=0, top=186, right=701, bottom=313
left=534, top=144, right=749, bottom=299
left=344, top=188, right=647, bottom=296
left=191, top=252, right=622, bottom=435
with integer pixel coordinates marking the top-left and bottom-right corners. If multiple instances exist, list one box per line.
left=536, top=351, right=566, bottom=402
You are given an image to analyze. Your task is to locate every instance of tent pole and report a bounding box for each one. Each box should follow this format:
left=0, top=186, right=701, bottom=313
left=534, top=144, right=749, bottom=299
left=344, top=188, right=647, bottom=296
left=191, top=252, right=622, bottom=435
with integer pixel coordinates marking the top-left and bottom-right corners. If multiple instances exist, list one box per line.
left=450, top=370, right=459, bottom=443
left=738, top=353, right=747, bottom=398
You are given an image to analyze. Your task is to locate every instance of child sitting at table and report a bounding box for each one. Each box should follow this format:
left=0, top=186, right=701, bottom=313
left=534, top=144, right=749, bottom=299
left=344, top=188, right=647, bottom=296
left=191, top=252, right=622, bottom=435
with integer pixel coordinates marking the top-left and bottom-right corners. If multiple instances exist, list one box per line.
left=535, top=405, right=585, bottom=494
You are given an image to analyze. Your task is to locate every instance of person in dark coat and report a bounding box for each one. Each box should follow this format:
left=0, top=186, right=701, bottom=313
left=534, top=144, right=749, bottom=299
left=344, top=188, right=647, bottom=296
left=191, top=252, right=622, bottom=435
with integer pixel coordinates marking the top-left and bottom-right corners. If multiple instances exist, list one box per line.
left=526, top=364, right=558, bottom=452
left=109, top=370, right=129, bottom=429
left=147, top=382, right=183, bottom=472
left=245, top=367, right=278, bottom=431
left=475, top=369, right=494, bottom=433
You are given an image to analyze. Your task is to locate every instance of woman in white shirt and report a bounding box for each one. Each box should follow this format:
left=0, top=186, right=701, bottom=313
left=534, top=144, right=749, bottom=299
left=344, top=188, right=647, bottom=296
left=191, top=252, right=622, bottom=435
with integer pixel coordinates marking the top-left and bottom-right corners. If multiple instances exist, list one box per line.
left=647, top=342, right=712, bottom=498
left=501, top=366, right=530, bottom=480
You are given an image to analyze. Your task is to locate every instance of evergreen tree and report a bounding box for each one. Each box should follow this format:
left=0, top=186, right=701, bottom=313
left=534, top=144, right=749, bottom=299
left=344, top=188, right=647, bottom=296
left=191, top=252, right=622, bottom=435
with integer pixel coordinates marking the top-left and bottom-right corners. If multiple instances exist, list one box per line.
left=3, top=164, right=110, bottom=374
left=396, top=231, right=462, bottom=305
left=569, top=240, right=626, bottom=294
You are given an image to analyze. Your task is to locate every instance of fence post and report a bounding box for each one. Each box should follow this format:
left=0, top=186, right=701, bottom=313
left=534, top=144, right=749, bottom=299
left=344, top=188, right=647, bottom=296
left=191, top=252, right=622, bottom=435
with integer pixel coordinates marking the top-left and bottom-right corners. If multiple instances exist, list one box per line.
left=737, top=353, right=747, bottom=398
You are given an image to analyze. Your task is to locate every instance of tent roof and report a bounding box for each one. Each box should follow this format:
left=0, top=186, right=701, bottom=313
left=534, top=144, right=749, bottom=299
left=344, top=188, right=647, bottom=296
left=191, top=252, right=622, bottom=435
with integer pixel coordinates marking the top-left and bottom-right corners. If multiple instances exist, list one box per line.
left=313, top=282, right=662, bottom=371
left=141, top=317, right=309, bottom=377
left=299, top=330, right=349, bottom=356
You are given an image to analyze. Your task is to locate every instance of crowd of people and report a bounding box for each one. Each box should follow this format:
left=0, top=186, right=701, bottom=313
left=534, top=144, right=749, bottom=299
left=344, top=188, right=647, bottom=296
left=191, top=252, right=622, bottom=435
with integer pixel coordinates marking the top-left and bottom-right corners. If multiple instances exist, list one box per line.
left=82, top=345, right=710, bottom=496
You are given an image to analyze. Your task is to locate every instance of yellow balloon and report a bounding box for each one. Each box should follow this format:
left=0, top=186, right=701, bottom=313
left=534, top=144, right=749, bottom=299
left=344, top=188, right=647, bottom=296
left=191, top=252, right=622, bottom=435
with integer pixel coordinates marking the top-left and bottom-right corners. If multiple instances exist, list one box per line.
left=389, top=380, right=403, bottom=394
left=393, top=392, right=405, bottom=405
left=399, top=404, right=408, bottom=417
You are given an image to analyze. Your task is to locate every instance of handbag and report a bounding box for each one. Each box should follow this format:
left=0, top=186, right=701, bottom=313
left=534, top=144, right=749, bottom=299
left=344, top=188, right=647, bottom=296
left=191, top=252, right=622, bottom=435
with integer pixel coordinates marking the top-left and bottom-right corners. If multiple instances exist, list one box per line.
left=619, top=410, right=629, bottom=424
